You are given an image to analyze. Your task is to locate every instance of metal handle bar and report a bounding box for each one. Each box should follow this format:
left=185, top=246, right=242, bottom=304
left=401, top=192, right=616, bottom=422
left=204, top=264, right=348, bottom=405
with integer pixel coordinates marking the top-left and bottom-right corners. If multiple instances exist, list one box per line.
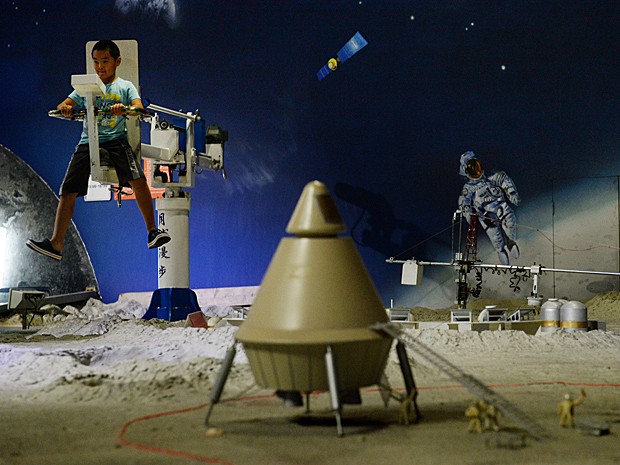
left=48, top=106, right=150, bottom=121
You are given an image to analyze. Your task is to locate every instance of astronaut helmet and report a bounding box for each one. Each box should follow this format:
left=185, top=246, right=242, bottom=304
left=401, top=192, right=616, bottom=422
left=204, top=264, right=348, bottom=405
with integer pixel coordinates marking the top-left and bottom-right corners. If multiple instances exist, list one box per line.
left=459, top=151, right=484, bottom=179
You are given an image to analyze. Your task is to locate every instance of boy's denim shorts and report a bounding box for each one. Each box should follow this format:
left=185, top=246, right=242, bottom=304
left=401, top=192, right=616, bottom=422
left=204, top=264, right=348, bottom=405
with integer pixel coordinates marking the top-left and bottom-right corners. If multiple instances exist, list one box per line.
left=60, top=138, right=145, bottom=196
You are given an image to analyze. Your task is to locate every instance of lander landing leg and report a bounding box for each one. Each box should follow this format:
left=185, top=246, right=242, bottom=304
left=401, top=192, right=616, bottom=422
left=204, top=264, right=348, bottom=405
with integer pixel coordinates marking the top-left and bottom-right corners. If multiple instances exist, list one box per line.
left=205, top=337, right=421, bottom=436
left=205, top=342, right=238, bottom=426
left=325, top=344, right=344, bottom=436
left=395, top=340, right=421, bottom=422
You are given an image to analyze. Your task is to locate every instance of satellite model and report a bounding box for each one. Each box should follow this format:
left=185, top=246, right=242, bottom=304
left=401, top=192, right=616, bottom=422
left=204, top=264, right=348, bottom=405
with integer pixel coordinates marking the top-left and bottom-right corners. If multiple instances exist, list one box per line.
left=316, top=32, right=368, bottom=80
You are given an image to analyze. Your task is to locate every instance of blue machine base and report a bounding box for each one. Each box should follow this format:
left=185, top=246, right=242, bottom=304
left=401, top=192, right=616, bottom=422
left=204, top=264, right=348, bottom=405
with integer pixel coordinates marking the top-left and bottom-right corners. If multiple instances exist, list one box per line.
left=143, top=288, right=201, bottom=322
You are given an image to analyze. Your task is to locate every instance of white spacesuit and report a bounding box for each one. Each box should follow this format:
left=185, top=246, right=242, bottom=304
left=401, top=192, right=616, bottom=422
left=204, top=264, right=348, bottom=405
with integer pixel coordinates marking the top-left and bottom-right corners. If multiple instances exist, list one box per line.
left=457, top=151, right=520, bottom=265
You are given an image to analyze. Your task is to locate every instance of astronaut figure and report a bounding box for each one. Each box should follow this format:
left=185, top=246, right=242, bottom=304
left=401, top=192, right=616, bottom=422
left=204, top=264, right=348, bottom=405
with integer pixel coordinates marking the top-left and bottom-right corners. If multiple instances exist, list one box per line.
left=558, top=389, right=586, bottom=427
left=458, top=151, right=520, bottom=265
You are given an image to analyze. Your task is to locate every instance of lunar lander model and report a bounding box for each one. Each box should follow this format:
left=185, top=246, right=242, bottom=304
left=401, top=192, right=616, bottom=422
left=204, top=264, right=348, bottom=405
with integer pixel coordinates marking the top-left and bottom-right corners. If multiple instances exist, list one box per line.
left=205, top=181, right=419, bottom=436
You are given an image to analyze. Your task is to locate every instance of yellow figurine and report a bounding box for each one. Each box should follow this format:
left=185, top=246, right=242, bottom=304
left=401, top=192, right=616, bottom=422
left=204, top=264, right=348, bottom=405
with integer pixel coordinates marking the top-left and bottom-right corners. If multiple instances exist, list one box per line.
left=465, top=402, right=483, bottom=433
left=398, top=389, right=418, bottom=425
left=558, top=389, right=586, bottom=427
left=466, top=400, right=502, bottom=433
left=479, top=401, right=501, bottom=432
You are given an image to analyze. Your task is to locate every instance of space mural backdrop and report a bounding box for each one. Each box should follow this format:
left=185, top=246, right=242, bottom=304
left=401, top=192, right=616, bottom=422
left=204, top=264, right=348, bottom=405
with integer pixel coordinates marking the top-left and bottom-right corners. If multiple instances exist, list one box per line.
left=0, top=1, right=618, bottom=307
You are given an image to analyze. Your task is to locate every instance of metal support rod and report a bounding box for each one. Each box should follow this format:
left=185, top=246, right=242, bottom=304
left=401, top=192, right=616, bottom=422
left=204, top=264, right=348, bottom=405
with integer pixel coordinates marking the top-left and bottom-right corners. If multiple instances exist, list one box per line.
left=387, top=258, right=456, bottom=266
left=377, top=373, right=392, bottom=408
left=325, top=345, right=344, bottom=437
left=532, top=273, right=539, bottom=296
left=85, top=92, right=102, bottom=182
left=147, top=103, right=199, bottom=122
left=205, top=342, right=237, bottom=426
left=541, top=267, right=620, bottom=277
left=395, top=340, right=421, bottom=421
left=386, top=258, right=620, bottom=277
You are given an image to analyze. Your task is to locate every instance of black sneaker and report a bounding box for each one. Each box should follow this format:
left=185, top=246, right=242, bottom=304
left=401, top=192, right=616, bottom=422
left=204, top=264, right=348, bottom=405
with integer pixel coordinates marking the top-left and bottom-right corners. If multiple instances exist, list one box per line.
left=148, top=228, right=171, bottom=249
left=26, top=239, right=62, bottom=261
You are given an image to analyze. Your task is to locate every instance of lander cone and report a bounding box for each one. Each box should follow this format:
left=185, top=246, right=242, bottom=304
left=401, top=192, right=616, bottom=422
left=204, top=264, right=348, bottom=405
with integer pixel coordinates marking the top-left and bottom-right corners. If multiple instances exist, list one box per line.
left=235, top=180, right=391, bottom=392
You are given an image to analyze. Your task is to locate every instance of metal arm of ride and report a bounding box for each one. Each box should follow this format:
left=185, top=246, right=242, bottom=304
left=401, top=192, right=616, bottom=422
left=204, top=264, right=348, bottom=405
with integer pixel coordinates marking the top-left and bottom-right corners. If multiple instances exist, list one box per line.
left=140, top=102, right=228, bottom=187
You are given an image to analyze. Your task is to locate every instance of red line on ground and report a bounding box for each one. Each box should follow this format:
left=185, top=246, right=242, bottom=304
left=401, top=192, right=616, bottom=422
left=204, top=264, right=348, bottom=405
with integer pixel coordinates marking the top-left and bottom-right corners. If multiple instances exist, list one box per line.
left=117, top=382, right=619, bottom=462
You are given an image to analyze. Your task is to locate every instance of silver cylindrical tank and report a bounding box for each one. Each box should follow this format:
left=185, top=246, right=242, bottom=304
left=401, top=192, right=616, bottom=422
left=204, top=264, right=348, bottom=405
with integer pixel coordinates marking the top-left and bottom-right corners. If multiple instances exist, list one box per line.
left=560, top=300, right=588, bottom=332
left=539, top=298, right=562, bottom=333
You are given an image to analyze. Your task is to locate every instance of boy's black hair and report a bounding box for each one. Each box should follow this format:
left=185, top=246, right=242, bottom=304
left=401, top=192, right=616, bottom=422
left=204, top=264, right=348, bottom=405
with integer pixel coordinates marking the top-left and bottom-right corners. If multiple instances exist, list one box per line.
left=91, top=40, right=120, bottom=59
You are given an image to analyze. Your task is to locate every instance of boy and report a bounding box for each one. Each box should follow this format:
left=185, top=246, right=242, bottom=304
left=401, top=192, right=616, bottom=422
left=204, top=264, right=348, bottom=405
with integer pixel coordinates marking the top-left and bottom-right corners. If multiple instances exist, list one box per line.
left=27, top=40, right=170, bottom=261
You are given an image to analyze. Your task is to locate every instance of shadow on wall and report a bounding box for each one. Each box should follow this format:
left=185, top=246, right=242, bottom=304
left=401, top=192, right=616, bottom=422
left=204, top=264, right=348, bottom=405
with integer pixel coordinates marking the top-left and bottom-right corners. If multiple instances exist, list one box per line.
left=334, top=182, right=434, bottom=259
left=0, top=145, right=98, bottom=297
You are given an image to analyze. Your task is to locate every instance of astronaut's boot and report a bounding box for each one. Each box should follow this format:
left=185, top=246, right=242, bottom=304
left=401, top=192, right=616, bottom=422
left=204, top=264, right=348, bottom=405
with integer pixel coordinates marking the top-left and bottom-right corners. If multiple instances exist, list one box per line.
left=506, top=239, right=520, bottom=259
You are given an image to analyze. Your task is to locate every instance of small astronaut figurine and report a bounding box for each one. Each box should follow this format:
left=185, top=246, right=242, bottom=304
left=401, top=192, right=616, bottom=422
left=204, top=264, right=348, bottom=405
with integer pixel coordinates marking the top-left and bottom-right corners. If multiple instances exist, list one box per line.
left=558, top=389, right=586, bottom=427
left=466, top=400, right=501, bottom=433
left=479, top=400, right=501, bottom=432
left=398, top=389, right=419, bottom=425
left=458, top=151, right=520, bottom=265
left=465, top=402, right=483, bottom=433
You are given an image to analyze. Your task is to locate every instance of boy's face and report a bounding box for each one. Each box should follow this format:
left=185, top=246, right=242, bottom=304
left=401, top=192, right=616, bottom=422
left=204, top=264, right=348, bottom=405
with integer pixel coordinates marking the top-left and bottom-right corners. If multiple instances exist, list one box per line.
left=92, top=49, right=121, bottom=84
